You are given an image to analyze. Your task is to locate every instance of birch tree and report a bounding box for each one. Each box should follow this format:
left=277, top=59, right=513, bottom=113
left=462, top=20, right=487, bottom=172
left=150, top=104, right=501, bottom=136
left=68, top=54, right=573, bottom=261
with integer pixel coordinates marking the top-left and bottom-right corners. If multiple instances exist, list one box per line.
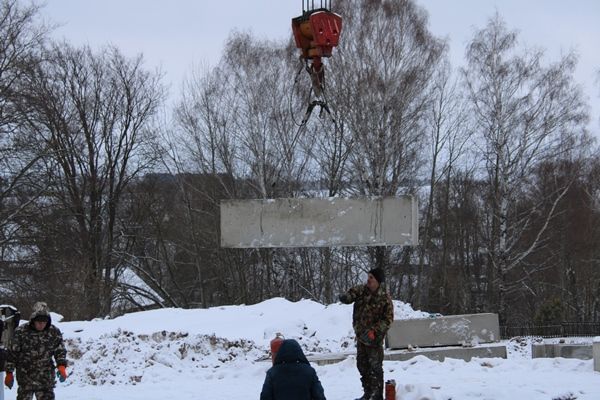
left=170, top=32, right=310, bottom=304
left=463, top=14, right=588, bottom=322
left=415, top=61, right=474, bottom=308
left=327, top=0, right=445, bottom=280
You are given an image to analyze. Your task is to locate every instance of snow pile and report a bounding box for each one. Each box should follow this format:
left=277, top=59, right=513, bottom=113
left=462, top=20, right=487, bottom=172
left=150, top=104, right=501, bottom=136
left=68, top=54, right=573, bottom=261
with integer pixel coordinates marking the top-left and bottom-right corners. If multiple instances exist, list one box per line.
left=4, top=297, right=600, bottom=399
left=63, top=330, right=262, bottom=386
left=57, top=298, right=427, bottom=387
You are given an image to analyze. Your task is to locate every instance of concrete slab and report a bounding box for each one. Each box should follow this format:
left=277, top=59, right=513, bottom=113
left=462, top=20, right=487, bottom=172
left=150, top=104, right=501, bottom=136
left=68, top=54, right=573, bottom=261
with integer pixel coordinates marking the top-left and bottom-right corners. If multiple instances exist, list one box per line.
left=532, top=343, right=593, bottom=360
left=305, top=344, right=507, bottom=366
left=306, top=351, right=355, bottom=366
left=384, top=344, right=507, bottom=362
left=220, top=196, right=418, bottom=248
left=386, top=313, right=500, bottom=349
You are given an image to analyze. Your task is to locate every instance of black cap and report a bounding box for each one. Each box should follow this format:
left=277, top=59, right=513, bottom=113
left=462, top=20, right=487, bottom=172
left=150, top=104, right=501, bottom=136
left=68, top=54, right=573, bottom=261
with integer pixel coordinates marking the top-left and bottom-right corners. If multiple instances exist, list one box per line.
left=33, top=315, right=50, bottom=323
left=368, top=267, right=385, bottom=284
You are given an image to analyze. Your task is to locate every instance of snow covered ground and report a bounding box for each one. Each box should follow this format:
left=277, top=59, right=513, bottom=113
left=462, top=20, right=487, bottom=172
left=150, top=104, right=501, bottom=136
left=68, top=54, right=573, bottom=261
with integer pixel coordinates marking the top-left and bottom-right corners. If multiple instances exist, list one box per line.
left=3, top=298, right=599, bottom=400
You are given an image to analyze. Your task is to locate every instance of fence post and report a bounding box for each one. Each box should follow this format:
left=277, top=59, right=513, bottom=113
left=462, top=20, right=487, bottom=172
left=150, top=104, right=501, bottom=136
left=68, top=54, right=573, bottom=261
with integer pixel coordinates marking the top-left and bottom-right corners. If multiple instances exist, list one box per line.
left=594, top=337, right=600, bottom=372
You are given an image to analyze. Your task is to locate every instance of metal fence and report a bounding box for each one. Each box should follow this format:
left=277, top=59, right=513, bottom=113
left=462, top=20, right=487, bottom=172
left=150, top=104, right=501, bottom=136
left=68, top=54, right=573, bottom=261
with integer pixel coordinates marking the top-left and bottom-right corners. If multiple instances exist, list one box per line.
left=500, top=322, right=600, bottom=339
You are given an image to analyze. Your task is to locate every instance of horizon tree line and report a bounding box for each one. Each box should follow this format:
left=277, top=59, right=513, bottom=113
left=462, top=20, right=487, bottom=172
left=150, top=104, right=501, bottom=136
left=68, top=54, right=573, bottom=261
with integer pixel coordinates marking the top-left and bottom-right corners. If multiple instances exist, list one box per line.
left=1, top=0, right=599, bottom=326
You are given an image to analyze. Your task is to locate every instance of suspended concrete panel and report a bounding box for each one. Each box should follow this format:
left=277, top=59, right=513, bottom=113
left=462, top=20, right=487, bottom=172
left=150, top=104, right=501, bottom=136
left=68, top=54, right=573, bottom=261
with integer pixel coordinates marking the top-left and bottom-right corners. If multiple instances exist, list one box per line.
left=220, top=196, right=418, bottom=248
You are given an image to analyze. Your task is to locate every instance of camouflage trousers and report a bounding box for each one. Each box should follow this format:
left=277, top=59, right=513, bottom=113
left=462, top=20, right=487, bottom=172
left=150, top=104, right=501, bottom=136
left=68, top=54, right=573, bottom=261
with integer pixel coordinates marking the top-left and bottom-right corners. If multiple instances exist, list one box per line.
left=17, top=387, right=55, bottom=400
left=356, top=341, right=384, bottom=399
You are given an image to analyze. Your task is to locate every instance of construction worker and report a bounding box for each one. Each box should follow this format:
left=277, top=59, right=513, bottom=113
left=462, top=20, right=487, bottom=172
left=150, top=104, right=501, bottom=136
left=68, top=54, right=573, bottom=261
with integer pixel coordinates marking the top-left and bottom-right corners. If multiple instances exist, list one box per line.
left=339, top=268, right=394, bottom=400
left=4, top=302, right=67, bottom=400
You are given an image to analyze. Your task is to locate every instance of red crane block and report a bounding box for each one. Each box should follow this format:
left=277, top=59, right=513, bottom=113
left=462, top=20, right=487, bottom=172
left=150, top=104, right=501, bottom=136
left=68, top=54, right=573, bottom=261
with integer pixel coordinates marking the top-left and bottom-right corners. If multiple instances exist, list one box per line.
left=292, top=10, right=342, bottom=62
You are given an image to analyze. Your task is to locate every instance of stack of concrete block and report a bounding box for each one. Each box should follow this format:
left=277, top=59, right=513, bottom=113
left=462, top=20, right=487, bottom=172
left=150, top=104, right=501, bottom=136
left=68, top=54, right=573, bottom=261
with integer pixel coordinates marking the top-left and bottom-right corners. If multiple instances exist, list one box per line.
left=386, top=313, right=500, bottom=349
left=307, top=313, right=506, bottom=366
left=383, top=313, right=506, bottom=362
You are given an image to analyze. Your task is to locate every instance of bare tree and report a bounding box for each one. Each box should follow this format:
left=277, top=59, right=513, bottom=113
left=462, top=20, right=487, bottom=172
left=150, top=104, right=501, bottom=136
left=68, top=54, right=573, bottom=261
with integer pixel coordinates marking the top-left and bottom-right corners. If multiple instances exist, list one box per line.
left=331, top=0, right=445, bottom=197
left=0, top=0, right=48, bottom=246
left=414, top=61, right=474, bottom=308
left=221, top=32, right=312, bottom=198
left=119, top=172, right=227, bottom=309
left=523, top=158, right=599, bottom=323
left=597, top=69, right=600, bottom=128
left=14, top=43, right=164, bottom=319
left=463, top=14, right=589, bottom=322
left=162, top=32, right=310, bottom=305
left=0, top=0, right=53, bottom=307
left=174, top=64, right=238, bottom=188
left=326, top=0, right=445, bottom=282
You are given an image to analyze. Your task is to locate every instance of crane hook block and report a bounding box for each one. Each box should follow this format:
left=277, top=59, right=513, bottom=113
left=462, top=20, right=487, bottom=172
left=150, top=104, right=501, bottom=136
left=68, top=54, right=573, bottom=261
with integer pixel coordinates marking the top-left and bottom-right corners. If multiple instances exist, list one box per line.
left=292, top=10, right=342, bottom=62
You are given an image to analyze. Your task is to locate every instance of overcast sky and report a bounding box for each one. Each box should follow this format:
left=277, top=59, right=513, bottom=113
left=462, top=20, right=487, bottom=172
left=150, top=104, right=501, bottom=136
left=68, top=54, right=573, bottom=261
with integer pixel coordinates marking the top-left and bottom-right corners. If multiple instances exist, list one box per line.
left=41, top=0, right=600, bottom=136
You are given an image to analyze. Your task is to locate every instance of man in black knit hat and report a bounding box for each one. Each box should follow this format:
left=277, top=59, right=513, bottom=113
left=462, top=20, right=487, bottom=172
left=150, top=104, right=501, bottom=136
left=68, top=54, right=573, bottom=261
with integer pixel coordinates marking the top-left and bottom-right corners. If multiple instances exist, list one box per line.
left=338, top=267, right=393, bottom=400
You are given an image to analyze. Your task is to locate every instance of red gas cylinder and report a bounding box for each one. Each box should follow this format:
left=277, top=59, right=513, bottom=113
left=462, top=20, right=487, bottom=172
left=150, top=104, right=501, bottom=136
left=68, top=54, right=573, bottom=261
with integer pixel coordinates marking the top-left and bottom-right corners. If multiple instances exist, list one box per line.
left=270, top=333, right=285, bottom=364
left=385, top=379, right=396, bottom=400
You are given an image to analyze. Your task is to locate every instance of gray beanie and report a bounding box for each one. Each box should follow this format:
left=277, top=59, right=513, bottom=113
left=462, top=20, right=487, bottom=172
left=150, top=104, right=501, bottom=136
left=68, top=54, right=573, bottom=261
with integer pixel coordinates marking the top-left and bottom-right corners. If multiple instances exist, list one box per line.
left=30, top=301, right=51, bottom=322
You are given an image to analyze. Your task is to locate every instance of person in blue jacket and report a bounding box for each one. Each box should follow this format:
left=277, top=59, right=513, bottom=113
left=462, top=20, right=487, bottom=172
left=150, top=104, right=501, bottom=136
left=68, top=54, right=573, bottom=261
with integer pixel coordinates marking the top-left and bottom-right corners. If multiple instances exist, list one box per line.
left=260, top=338, right=326, bottom=400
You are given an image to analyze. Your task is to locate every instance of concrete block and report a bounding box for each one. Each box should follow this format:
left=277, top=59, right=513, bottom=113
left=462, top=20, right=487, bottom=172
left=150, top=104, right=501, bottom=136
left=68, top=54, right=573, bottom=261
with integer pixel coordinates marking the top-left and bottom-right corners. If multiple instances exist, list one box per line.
left=220, top=196, right=418, bottom=248
left=306, top=344, right=507, bottom=366
left=531, top=343, right=593, bottom=360
left=531, top=343, right=550, bottom=358
left=593, top=337, right=600, bottom=371
left=384, top=344, right=507, bottom=362
left=386, top=313, right=500, bottom=349
left=306, top=352, right=353, bottom=366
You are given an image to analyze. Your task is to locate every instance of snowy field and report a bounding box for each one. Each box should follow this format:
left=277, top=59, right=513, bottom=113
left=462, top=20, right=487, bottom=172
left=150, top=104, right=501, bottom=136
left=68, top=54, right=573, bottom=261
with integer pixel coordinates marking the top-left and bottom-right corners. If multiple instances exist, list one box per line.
left=3, top=298, right=599, bottom=400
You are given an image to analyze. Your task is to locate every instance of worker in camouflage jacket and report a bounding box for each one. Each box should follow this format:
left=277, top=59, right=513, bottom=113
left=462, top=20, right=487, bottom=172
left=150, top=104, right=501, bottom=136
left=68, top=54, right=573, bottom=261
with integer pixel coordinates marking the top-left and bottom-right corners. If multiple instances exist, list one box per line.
left=339, top=267, right=393, bottom=400
left=4, top=302, right=68, bottom=400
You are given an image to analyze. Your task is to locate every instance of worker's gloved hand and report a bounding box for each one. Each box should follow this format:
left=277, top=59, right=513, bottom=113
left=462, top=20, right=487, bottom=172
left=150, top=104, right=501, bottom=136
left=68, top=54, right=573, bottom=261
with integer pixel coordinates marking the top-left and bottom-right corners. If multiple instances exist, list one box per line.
left=338, top=294, right=351, bottom=304
left=4, top=371, right=14, bottom=389
left=358, top=329, right=377, bottom=346
left=56, top=365, right=67, bottom=382
left=367, top=330, right=376, bottom=341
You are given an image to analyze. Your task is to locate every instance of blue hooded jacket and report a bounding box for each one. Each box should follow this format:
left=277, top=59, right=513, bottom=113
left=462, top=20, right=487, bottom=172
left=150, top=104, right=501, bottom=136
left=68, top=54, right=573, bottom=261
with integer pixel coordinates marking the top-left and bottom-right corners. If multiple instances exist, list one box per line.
left=260, top=339, right=326, bottom=400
